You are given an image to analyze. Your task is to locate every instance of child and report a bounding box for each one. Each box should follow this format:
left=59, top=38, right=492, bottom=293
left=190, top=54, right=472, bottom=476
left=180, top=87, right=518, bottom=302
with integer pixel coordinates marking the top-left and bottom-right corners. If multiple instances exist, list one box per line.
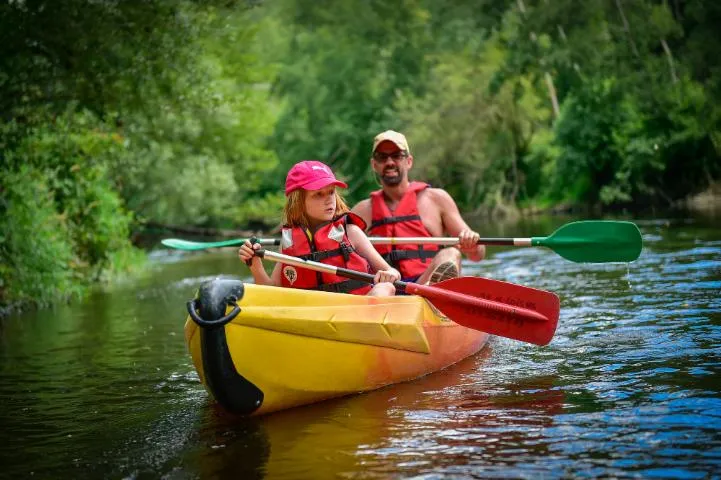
left=238, top=160, right=400, bottom=296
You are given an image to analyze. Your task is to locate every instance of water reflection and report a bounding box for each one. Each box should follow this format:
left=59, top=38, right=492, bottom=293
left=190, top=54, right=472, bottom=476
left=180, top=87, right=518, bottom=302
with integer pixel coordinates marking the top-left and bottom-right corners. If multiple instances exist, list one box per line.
left=352, top=353, right=567, bottom=477
left=177, top=407, right=270, bottom=480
left=178, top=346, right=568, bottom=479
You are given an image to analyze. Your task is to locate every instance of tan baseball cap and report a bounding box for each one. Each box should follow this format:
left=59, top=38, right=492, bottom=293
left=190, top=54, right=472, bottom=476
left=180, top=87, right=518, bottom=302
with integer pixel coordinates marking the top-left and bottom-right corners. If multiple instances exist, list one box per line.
left=372, top=130, right=410, bottom=154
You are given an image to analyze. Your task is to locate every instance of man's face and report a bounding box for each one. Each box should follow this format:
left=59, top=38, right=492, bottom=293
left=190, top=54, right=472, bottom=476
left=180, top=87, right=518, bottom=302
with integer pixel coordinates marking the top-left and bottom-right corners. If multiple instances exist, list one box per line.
left=371, top=141, right=412, bottom=186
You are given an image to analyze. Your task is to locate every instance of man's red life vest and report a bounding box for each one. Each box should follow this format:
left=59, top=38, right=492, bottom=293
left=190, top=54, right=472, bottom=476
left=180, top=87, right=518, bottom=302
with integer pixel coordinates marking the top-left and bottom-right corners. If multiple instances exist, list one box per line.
left=368, top=181, right=439, bottom=279
left=280, top=213, right=372, bottom=295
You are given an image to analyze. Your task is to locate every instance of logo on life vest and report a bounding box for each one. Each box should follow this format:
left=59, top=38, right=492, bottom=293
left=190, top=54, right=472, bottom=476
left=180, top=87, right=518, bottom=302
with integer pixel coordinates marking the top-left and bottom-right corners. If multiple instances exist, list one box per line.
left=328, top=224, right=345, bottom=243
left=283, top=265, right=298, bottom=284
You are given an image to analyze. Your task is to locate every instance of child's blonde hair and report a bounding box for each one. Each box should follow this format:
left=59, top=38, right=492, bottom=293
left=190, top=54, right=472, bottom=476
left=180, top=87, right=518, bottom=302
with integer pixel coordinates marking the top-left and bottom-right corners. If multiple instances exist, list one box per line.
left=283, top=189, right=350, bottom=227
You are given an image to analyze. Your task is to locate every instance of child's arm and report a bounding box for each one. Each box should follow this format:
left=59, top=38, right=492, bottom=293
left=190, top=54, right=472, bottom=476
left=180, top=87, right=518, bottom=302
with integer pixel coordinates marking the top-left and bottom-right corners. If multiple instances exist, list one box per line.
left=238, top=241, right=282, bottom=286
left=347, top=224, right=401, bottom=283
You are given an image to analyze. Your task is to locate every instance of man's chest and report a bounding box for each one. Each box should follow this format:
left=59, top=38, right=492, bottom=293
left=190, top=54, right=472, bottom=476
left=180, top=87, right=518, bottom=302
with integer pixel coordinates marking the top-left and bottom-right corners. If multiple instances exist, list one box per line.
left=384, top=194, right=443, bottom=236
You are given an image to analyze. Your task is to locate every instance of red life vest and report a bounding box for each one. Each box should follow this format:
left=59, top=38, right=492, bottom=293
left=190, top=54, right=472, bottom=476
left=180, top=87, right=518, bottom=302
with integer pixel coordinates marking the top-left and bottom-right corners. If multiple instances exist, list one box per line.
left=368, top=182, right=440, bottom=279
left=280, top=213, right=372, bottom=295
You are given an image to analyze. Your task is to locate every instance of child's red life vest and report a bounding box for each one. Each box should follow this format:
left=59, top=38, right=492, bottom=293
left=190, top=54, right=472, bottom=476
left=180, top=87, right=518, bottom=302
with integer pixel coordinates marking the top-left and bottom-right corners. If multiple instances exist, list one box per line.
left=368, top=182, right=439, bottom=279
left=280, top=213, right=372, bottom=295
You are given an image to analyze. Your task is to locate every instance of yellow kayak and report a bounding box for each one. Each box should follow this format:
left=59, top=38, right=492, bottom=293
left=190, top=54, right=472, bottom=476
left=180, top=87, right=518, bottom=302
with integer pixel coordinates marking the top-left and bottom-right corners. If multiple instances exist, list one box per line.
left=184, top=278, right=489, bottom=415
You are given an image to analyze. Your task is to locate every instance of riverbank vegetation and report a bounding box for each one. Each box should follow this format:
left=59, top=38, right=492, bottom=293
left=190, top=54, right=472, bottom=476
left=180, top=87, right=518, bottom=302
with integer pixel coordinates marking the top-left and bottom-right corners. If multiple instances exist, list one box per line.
left=2, top=0, right=719, bottom=311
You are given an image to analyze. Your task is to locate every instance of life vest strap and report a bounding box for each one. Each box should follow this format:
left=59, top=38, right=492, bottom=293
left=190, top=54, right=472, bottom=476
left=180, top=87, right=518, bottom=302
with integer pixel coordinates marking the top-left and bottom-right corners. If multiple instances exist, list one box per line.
left=297, top=243, right=354, bottom=262
left=369, top=214, right=422, bottom=230
left=315, top=279, right=370, bottom=294
left=383, top=247, right=438, bottom=263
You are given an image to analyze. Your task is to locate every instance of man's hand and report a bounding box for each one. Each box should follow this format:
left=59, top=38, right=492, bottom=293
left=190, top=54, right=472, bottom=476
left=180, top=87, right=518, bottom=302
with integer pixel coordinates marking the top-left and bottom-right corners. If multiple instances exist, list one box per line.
left=458, top=229, right=484, bottom=262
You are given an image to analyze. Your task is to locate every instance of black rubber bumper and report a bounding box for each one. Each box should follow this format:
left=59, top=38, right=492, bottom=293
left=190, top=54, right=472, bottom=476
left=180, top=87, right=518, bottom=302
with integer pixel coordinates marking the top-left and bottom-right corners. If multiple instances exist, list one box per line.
left=188, top=277, right=264, bottom=415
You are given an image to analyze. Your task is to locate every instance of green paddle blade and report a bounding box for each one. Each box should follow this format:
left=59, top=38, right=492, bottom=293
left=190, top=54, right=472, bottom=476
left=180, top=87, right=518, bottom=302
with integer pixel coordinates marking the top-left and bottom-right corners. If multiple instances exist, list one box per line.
left=531, top=220, right=642, bottom=263
left=161, top=238, right=248, bottom=250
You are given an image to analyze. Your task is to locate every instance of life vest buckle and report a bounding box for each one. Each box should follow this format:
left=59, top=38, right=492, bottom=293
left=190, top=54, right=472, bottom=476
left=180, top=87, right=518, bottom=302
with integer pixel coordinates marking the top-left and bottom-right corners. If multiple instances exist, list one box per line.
left=339, top=242, right=353, bottom=261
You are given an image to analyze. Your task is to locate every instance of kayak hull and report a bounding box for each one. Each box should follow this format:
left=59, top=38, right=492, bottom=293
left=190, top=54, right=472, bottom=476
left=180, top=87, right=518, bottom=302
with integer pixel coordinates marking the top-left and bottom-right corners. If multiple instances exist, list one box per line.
left=184, top=278, right=488, bottom=415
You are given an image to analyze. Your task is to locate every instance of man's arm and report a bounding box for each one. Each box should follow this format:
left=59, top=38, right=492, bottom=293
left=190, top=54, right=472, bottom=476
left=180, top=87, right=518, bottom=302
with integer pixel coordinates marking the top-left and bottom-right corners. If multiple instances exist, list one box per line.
left=350, top=198, right=372, bottom=230
left=430, top=188, right=485, bottom=262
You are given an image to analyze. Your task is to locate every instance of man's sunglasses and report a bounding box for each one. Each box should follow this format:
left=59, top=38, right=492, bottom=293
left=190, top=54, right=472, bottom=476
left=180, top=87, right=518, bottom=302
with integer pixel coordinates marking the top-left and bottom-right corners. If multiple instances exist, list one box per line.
left=372, top=151, right=408, bottom=162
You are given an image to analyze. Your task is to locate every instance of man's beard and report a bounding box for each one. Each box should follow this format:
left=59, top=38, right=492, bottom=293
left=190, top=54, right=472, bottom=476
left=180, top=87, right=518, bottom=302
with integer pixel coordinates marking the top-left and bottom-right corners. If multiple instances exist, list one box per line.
left=377, top=167, right=403, bottom=186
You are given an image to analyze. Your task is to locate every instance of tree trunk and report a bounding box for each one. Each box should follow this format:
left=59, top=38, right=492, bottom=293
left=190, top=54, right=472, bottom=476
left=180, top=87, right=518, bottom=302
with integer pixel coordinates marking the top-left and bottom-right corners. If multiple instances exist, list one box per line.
left=517, top=0, right=560, bottom=118
left=660, top=38, right=678, bottom=84
left=544, top=72, right=561, bottom=118
left=615, top=0, right=641, bottom=59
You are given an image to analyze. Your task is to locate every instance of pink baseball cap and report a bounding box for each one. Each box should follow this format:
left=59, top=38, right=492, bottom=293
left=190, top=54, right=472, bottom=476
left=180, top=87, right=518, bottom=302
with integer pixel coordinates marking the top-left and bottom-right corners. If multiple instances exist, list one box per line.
left=285, top=160, right=348, bottom=196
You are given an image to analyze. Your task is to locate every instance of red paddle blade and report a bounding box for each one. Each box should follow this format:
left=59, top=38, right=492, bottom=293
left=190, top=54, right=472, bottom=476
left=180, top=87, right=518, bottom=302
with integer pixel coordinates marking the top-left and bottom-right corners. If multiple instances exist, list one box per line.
left=405, top=277, right=560, bottom=346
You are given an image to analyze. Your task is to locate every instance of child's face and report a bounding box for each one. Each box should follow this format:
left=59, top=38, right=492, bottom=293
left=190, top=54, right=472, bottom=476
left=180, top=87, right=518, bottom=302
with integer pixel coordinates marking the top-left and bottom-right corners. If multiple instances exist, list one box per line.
left=304, top=185, right=337, bottom=226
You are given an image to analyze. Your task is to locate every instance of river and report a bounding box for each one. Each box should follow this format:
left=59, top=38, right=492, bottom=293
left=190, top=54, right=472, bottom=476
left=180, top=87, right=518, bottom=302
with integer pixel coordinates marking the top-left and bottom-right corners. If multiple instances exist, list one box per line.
left=1, top=212, right=719, bottom=479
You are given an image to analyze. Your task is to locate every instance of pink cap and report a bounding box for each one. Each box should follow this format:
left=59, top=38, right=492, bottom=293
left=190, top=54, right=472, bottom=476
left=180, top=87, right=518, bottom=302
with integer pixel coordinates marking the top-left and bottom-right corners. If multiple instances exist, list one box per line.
left=285, top=160, right=348, bottom=196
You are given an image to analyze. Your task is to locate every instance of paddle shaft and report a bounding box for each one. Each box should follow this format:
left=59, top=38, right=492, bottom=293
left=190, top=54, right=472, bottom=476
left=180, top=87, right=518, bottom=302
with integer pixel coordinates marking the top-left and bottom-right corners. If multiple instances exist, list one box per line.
left=367, top=237, right=533, bottom=246
left=255, top=249, right=548, bottom=323
left=167, top=237, right=532, bottom=248
left=239, top=238, right=280, bottom=246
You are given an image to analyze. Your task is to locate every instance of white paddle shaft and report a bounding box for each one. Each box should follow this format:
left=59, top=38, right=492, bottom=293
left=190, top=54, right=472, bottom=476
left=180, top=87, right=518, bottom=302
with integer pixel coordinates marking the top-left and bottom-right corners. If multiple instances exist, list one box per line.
left=367, top=237, right=532, bottom=246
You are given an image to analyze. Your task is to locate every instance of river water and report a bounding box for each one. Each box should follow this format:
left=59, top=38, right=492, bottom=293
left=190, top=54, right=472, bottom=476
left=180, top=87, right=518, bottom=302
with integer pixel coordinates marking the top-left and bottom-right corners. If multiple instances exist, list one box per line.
left=1, top=212, right=719, bottom=479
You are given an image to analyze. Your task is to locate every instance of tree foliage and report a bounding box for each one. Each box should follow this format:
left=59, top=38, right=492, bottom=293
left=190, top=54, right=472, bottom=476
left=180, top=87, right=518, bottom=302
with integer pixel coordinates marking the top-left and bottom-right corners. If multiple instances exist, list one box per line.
left=0, top=0, right=277, bottom=309
left=2, top=0, right=720, bottom=310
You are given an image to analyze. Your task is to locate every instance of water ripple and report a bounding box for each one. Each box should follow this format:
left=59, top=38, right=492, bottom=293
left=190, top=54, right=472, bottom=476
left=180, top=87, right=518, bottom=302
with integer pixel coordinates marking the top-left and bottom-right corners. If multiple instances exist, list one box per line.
left=1, top=216, right=719, bottom=478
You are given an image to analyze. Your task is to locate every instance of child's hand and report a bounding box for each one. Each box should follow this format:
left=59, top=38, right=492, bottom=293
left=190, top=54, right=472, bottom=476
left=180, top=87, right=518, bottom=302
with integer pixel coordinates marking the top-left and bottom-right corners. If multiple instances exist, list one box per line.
left=238, top=240, right=260, bottom=266
left=374, top=267, right=400, bottom=284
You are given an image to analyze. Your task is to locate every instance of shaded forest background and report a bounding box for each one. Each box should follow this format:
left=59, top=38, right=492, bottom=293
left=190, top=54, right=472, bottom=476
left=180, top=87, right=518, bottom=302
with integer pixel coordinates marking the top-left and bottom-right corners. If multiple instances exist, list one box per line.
left=2, top=0, right=720, bottom=310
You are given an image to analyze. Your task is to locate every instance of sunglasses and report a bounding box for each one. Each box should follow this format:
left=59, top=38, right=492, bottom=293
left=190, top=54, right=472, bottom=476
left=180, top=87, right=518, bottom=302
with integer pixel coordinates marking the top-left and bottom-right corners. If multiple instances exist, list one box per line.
left=372, top=151, right=408, bottom=162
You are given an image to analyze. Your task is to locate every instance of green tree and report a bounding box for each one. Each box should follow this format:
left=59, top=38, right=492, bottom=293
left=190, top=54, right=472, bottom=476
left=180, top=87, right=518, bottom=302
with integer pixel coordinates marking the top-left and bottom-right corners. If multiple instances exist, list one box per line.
left=0, top=0, right=279, bottom=310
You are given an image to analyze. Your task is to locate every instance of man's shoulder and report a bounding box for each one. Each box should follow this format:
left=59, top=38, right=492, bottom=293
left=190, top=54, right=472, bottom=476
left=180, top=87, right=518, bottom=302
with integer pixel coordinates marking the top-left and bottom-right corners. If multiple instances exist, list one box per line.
left=352, top=197, right=372, bottom=211
left=417, top=187, right=460, bottom=219
left=350, top=198, right=372, bottom=223
left=419, top=186, right=455, bottom=204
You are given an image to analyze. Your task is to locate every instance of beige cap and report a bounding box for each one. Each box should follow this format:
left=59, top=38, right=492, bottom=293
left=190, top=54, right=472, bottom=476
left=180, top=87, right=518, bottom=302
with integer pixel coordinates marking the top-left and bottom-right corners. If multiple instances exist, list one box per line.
left=372, top=130, right=410, bottom=153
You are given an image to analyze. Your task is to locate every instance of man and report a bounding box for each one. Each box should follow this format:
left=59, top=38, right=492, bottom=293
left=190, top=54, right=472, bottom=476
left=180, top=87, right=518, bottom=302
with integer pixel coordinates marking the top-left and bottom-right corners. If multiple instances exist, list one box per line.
left=351, top=130, right=485, bottom=284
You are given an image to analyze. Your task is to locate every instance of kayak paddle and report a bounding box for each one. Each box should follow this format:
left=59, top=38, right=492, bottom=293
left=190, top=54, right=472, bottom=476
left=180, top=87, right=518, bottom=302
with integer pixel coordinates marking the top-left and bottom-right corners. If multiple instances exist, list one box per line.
left=368, top=220, right=643, bottom=263
left=161, top=220, right=641, bottom=263
left=252, top=248, right=560, bottom=346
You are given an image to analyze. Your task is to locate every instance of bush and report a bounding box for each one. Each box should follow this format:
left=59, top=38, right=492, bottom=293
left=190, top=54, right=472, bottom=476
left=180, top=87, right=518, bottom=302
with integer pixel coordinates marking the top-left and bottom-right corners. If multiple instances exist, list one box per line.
left=0, top=166, right=81, bottom=307
left=0, top=110, right=144, bottom=310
